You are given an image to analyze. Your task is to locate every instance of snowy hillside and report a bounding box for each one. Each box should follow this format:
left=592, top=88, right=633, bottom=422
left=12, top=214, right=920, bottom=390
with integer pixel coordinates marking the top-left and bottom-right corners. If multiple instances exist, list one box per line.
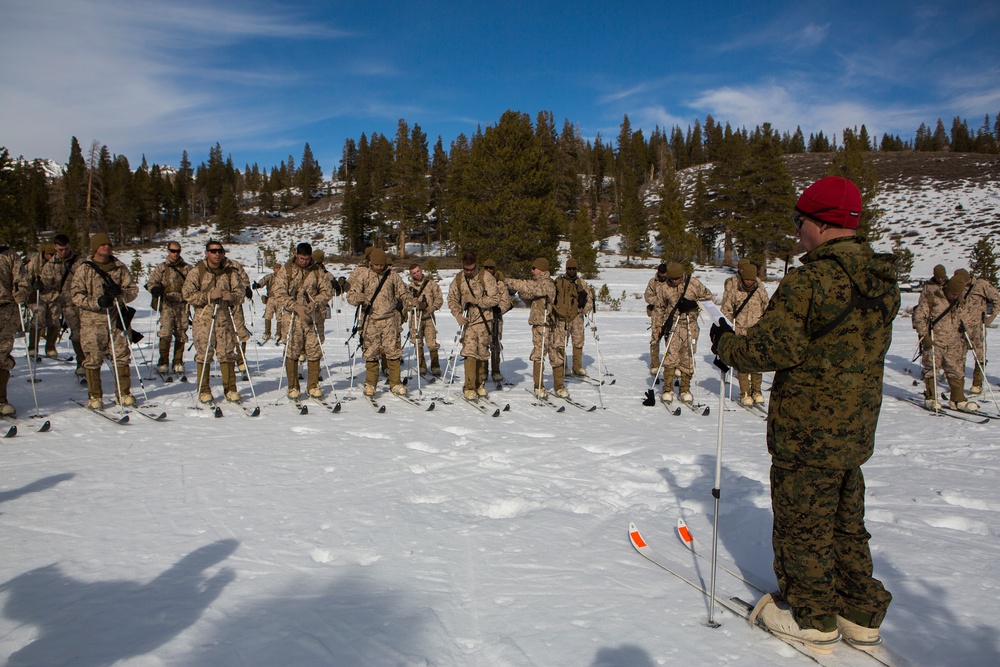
left=0, top=225, right=998, bottom=666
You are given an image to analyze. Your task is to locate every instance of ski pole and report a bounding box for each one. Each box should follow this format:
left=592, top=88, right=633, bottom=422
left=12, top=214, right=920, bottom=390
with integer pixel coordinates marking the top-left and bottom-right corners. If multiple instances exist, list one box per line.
left=706, top=361, right=730, bottom=628
left=115, top=301, right=152, bottom=404
left=928, top=330, right=939, bottom=413
left=17, top=305, right=42, bottom=417
left=226, top=304, right=260, bottom=409
left=643, top=324, right=676, bottom=405
left=275, top=308, right=295, bottom=401
left=963, top=328, right=999, bottom=413
left=194, top=302, right=220, bottom=407
left=310, top=317, right=340, bottom=403
left=441, top=323, right=466, bottom=402
left=106, top=309, right=128, bottom=416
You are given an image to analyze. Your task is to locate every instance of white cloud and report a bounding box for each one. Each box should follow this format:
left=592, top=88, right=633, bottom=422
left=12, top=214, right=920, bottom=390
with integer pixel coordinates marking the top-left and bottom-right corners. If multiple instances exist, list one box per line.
left=0, top=0, right=349, bottom=161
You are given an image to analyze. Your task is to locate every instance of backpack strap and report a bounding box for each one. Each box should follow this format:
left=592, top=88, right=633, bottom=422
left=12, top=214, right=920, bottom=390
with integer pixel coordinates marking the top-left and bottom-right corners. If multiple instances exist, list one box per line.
left=809, top=261, right=890, bottom=341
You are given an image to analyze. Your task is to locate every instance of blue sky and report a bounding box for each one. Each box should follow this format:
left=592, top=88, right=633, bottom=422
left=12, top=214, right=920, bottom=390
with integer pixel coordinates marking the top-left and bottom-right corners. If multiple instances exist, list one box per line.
left=2, top=0, right=998, bottom=177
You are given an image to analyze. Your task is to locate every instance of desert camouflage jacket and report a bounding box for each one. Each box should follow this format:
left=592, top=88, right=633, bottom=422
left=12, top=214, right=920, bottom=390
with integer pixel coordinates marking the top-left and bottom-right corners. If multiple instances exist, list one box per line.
left=720, top=277, right=769, bottom=334
left=717, top=237, right=900, bottom=469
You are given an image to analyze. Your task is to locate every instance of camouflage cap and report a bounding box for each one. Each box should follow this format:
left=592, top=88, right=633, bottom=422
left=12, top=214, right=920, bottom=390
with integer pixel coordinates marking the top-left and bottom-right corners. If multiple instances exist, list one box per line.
left=738, top=264, right=757, bottom=281
left=90, top=232, right=112, bottom=253
left=565, top=257, right=578, bottom=269
left=483, top=258, right=497, bottom=269
left=369, top=248, right=388, bottom=265
left=953, top=268, right=970, bottom=282
left=531, top=257, right=550, bottom=272
left=933, top=264, right=947, bottom=281
left=666, top=262, right=684, bottom=279
left=737, top=258, right=751, bottom=269
left=312, top=249, right=325, bottom=263
left=41, top=243, right=56, bottom=255
left=944, top=276, right=967, bottom=297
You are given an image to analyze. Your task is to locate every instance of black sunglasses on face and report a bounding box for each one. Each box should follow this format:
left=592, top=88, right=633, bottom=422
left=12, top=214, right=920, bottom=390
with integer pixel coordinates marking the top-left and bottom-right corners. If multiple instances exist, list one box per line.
left=207, top=248, right=224, bottom=254
left=168, top=248, right=181, bottom=253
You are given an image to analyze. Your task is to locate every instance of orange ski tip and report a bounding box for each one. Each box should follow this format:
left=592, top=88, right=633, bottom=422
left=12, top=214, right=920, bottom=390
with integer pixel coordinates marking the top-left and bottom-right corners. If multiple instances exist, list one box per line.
left=629, top=529, right=647, bottom=548
left=678, top=524, right=694, bottom=544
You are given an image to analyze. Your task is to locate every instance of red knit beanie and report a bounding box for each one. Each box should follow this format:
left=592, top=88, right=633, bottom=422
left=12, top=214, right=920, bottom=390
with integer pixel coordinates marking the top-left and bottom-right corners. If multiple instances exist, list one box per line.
left=795, top=176, right=862, bottom=229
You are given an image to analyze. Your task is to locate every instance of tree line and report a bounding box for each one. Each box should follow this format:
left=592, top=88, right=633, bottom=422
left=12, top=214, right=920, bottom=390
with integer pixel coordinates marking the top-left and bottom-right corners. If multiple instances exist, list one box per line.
left=1, top=111, right=998, bottom=278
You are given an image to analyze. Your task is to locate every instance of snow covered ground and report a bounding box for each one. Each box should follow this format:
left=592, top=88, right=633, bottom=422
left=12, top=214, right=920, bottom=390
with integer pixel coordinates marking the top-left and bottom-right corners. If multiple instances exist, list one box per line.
left=1, top=236, right=998, bottom=666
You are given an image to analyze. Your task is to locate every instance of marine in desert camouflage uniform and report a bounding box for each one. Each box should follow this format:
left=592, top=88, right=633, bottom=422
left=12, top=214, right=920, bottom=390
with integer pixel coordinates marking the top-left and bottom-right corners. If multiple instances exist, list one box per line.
left=714, top=176, right=898, bottom=654
left=254, top=264, right=282, bottom=343
left=649, top=261, right=713, bottom=404
left=506, top=257, right=564, bottom=398
left=913, top=274, right=978, bottom=412
left=447, top=251, right=501, bottom=400
left=39, top=234, right=86, bottom=376
left=182, top=240, right=245, bottom=405
left=0, top=245, right=29, bottom=416
left=71, top=233, right=139, bottom=409
left=482, top=259, right=512, bottom=383
left=26, top=243, right=57, bottom=358
left=720, top=262, right=770, bottom=406
left=555, top=258, right=593, bottom=377
left=953, top=268, right=999, bottom=394
left=145, top=241, right=191, bottom=376
left=407, top=263, right=444, bottom=376
left=272, top=243, right=333, bottom=399
left=346, top=248, right=414, bottom=396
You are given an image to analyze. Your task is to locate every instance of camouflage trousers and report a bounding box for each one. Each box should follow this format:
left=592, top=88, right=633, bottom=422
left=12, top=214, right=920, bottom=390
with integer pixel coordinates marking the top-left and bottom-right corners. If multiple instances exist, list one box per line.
left=157, top=301, right=189, bottom=343
left=80, top=311, right=132, bottom=370
left=60, top=303, right=81, bottom=343
left=920, top=339, right=966, bottom=383
left=282, top=312, right=325, bottom=362
left=530, top=321, right=566, bottom=368
left=965, top=329, right=987, bottom=385
left=409, top=315, right=440, bottom=351
left=263, top=298, right=279, bottom=321
left=567, top=315, right=586, bottom=350
left=770, top=463, right=892, bottom=631
left=191, top=306, right=239, bottom=364
left=361, top=314, right=402, bottom=361
left=0, top=336, right=14, bottom=372
left=460, top=318, right=492, bottom=361
left=662, top=318, right=698, bottom=376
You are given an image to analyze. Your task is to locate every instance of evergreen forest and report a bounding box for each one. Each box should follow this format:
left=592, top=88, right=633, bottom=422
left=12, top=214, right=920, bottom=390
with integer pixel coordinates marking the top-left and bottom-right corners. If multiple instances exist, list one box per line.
left=2, top=111, right=999, bottom=278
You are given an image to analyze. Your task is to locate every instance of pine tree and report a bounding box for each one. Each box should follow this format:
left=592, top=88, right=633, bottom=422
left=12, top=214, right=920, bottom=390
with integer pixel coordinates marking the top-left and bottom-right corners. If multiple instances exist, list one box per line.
left=63, top=137, right=88, bottom=236
left=614, top=115, right=649, bottom=264
left=787, top=126, right=806, bottom=153
left=890, top=237, right=915, bottom=282
left=704, top=123, right=750, bottom=265
left=969, top=235, right=998, bottom=285
left=554, top=119, right=584, bottom=233
left=730, top=123, right=796, bottom=269
left=386, top=120, right=429, bottom=258
left=931, top=118, right=949, bottom=151
left=215, top=183, right=242, bottom=242
left=175, top=150, right=193, bottom=229
left=296, top=142, right=323, bottom=199
left=654, top=146, right=699, bottom=265
left=449, top=110, right=560, bottom=275
left=428, top=136, right=449, bottom=252
left=567, top=207, right=599, bottom=278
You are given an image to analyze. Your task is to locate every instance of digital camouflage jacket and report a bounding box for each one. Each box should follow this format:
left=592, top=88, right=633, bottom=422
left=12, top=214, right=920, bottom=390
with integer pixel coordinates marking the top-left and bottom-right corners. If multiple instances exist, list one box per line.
left=717, top=237, right=900, bottom=470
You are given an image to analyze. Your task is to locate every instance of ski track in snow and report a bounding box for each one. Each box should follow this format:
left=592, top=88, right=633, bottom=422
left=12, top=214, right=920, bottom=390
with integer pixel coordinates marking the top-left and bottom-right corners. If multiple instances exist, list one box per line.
left=0, top=231, right=998, bottom=666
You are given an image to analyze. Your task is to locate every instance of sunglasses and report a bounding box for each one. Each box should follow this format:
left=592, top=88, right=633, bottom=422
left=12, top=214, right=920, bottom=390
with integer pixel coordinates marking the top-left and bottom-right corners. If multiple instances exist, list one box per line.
left=207, top=248, right=224, bottom=254
left=168, top=248, right=181, bottom=254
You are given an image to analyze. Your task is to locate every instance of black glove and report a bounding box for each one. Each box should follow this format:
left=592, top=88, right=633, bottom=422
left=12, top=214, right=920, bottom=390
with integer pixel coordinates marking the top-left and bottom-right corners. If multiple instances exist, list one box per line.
left=104, top=282, right=123, bottom=298
left=709, top=319, right=734, bottom=356
left=677, top=297, right=698, bottom=313
left=252, top=281, right=261, bottom=290
left=245, top=286, right=253, bottom=299
left=149, top=285, right=164, bottom=298
left=32, top=277, right=43, bottom=292
left=97, top=294, right=115, bottom=308
left=577, top=291, right=587, bottom=309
